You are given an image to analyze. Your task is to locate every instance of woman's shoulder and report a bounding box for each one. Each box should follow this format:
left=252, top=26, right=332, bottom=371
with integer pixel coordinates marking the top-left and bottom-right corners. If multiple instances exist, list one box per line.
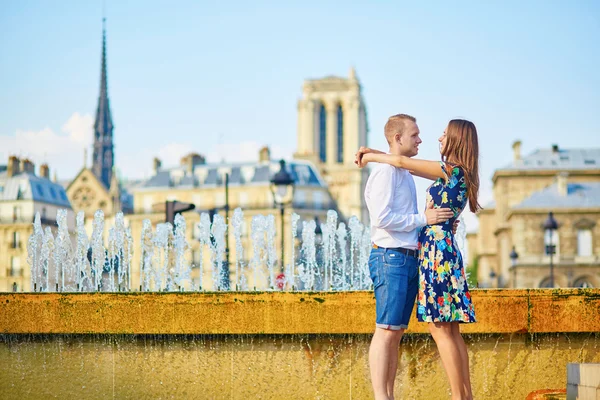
left=442, top=162, right=465, bottom=178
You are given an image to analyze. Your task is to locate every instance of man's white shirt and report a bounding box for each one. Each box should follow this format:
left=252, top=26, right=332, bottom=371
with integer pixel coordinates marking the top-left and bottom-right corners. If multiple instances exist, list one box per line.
left=364, top=163, right=427, bottom=250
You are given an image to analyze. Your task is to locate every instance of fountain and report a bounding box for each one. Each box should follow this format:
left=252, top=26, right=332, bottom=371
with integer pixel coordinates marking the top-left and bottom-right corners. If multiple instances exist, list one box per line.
left=21, top=208, right=374, bottom=293
left=1, top=208, right=599, bottom=399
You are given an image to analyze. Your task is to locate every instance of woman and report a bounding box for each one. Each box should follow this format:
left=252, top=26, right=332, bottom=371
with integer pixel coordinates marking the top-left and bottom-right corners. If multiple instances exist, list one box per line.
left=356, top=119, right=480, bottom=400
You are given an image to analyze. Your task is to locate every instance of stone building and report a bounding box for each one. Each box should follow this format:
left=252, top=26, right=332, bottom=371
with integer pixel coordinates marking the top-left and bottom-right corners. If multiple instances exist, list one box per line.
left=128, top=149, right=336, bottom=289
left=294, top=67, right=369, bottom=224
left=468, top=143, right=600, bottom=288
left=0, top=157, right=74, bottom=291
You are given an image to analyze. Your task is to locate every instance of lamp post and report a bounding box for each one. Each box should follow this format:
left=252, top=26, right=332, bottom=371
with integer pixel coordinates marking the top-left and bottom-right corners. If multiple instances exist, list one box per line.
left=490, top=270, right=500, bottom=288
left=543, top=211, right=558, bottom=288
left=223, top=172, right=230, bottom=290
left=510, top=246, right=519, bottom=288
left=270, top=160, right=295, bottom=273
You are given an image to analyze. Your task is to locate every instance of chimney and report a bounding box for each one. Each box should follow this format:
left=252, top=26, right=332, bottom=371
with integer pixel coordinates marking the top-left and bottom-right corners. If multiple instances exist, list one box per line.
left=21, top=158, right=35, bottom=174
left=39, top=164, right=50, bottom=179
left=153, top=157, right=162, bottom=175
left=552, top=144, right=559, bottom=153
left=180, top=153, right=206, bottom=174
left=7, top=156, right=20, bottom=177
left=259, top=146, right=271, bottom=162
left=557, top=172, right=568, bottom=196
left=512, top=140, right=522, bottom=161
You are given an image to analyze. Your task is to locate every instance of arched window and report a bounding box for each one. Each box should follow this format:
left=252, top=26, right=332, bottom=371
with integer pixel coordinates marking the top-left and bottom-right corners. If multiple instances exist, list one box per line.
left=573, top=277, right=594, bottom=288
left=539, top=277, right=556, bottom=288
left=319, top=104, right=326, bottom=163
left=337, top=104, right=343, bottom=163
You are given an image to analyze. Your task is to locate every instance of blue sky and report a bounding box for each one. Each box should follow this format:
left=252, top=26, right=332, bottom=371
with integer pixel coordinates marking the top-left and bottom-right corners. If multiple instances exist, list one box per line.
left=1, top=1, right=599, bottom=230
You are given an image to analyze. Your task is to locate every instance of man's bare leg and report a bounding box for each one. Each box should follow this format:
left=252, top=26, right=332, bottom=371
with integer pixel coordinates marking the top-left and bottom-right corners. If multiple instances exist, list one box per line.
left=370, top=327, right=404, bottom=400
left=386, top=329, right=404, bottom=399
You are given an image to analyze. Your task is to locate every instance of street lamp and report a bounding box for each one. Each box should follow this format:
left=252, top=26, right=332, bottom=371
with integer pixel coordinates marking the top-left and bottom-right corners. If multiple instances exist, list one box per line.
left=270, top=160, right=295, bottom=272
left=490, top=270, right=500, bottom=288
left=314, top=216, right=322, bottom=236
left=543, top=211, right=559, bottom=288
left=510, top=246, right=519, bottom=288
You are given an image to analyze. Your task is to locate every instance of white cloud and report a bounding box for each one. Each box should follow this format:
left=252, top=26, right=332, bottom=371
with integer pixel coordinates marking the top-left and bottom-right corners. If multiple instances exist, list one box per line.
left=1, top=113, right=296, bottom=183
left=0, top=112, right=93, bottom=180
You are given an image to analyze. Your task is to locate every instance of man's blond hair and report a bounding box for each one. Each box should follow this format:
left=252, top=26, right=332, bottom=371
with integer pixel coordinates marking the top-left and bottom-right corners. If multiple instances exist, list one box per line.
left=384, top=114, right=416, bottom=144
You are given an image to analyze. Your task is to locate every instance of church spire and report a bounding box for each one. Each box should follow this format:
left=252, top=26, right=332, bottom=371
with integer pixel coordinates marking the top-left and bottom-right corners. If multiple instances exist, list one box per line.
left=92, top=17, right=115, bottom=188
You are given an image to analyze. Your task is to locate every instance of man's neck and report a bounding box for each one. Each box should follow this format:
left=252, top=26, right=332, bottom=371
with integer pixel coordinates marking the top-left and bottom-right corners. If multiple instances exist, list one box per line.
left=388, top=147, right=412, bottom=157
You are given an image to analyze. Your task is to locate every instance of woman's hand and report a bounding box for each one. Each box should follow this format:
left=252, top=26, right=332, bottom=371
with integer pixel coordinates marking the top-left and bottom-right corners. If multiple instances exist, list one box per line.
left=354, top=146, right=377, bottom=168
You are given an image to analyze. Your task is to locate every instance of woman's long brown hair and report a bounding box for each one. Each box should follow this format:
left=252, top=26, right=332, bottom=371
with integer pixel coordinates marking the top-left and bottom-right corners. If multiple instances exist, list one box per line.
left=442, top=119, right=482, bottom=213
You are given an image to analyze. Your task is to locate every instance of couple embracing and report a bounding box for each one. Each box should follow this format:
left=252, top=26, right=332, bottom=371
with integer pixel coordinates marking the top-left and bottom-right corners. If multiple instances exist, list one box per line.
left=357, top=114, right=480, bottom=400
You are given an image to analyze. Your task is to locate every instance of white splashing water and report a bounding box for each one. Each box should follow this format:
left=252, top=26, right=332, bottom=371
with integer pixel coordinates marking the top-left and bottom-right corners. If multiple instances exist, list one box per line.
left=299, top=219, right=317, bottom=290
left=75, top=212, right=90, bottom=291
left=251, top=215, right=266, bottom=290
left=197, top=213, right=212, bottom=290
left=336, top=222, right=348, bottom=290
left=140, top=219, right=153, bottom=292
left=289, top=213, right=300, bottom=289
left=265, top=214, right=277, bottom=289
left=27, top=213, right=43, bottom=291
left=173, top=214, right=190, bottom=290
left=231, top=208, right=245, bottom=290
left=348, top=216, right=362, bottom=289
left=153, top=223, right=170, bottom=291
left=41, top=226, right=54, bottom=292
left=91, top=210, right=105, bottom=291
left=211, top=214, right=227, bottom=290
left=27, top=207, right=377, bottom=293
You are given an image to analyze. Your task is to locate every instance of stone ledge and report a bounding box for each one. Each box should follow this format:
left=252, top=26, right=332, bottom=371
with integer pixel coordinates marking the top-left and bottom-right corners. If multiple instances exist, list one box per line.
left=0, top=289, right=598, bottom=334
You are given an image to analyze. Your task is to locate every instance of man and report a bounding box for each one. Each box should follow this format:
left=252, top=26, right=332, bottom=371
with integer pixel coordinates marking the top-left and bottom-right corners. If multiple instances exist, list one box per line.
left=362, top=114, right=454, bottom=400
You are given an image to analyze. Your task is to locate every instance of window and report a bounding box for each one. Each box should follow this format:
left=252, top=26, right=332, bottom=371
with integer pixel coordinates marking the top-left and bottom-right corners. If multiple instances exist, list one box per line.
left=42, top=208, right=47, bottom=219
left=143, top=196, right=154, bottom=213
left=573, top=277, right=594, bottom=288
left=313, top=191, right=324, bottom=209
left=192, top=194, right=202, bottom=207
left=577, top=229, right=592, bottom=257
left=13, top=206, right=21, bottom=221
left=294, top=189, right=306, bottom=208
left=10, top=256, right=21, bottom=277
left=13, top=232, right=20, bottom=248
left=337, top=104, right=343, bottom=163
left=192, top=249, right=202, bottom=266
left=539, top=277, right=554, bottom=288
left=319, top=103, right=326, bottom=163
left=238, top=192, right=248, bottom=208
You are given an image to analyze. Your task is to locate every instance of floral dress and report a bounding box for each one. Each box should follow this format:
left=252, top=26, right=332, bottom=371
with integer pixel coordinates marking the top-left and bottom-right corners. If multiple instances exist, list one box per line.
left=416, top=162, right=476, bottom=323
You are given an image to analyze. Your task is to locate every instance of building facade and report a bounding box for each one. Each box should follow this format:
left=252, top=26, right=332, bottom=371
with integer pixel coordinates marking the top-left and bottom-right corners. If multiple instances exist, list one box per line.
left=128, top=150, right=337, bottom=289
left=294, top=67, right=369, bottom=224
left=0, top=157, right=74, bottom=291
left=469, top=142, right=600, bottom=288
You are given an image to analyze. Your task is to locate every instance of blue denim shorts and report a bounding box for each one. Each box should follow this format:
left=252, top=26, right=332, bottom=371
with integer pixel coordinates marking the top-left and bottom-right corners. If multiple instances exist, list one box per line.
left=368, top=247, right=419, bottom=330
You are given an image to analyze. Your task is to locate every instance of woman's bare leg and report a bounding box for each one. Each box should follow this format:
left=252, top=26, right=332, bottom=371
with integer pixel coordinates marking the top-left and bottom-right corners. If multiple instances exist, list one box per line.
left=429, top=322, right=468, bottom=400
